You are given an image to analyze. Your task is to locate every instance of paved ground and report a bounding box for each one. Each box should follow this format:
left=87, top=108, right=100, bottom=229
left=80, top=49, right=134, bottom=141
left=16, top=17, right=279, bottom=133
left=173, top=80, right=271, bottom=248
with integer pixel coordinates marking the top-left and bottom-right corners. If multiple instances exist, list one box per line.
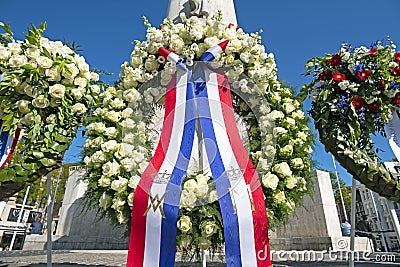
left=0, top=250, right=399, bottom=266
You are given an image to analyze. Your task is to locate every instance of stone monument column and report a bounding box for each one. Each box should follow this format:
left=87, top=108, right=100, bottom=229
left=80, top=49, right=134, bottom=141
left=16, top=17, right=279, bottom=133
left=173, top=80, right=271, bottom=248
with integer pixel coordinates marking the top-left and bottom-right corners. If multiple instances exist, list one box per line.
left=167, top=0, right=237, bottom=24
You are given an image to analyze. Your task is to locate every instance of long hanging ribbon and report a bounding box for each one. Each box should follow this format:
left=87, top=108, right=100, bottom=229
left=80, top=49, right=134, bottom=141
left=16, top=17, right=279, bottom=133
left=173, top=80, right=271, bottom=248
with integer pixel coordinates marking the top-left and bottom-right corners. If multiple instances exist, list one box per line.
left=384, top=109, right=400, bottom=162
left=127, top=40, right=272, bottom=266
left=127, top=56, right=196, bottom=266
left=0, top=72, right=21, bottom=171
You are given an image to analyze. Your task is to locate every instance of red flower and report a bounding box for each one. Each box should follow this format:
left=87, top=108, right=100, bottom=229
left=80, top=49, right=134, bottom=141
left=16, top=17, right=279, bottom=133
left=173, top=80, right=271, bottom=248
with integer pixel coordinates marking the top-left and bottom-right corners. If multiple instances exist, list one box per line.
left=392, top=67, right=400, bottom=76
left=357, top=69, right=371, bottom=81
left=333, top=71, right=346, bottom=82
left=380, top=79, right=385, bottom=89
left=395, top=92, right=400, bottom=105
left=368, top=100, right=380, bottom=112
left=318, top=71, right=332, bottom=81
left=395, top=52, right=400, bottom=63
left=329, top=54, right=342, bottom=66
left=352, top=96, right=367, bottom=110
left=370, top=48, right=377, bottom=55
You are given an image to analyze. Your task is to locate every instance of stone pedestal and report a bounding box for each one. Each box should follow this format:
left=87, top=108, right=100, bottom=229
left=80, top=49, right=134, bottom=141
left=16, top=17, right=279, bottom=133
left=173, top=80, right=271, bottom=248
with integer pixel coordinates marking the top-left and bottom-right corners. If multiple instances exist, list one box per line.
left=270, top=170, right=372, bottom=252
left=23, top=167, right=128, bottom=250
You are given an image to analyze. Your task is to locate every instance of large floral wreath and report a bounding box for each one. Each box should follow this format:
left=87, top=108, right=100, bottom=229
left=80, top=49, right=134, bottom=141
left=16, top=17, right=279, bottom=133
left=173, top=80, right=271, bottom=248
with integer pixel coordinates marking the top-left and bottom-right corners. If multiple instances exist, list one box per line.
left=83, top=14, right=313, bottom=254
left=0, top=22, right=100, bottom=197
left=302, top=37, right=400, bottom=201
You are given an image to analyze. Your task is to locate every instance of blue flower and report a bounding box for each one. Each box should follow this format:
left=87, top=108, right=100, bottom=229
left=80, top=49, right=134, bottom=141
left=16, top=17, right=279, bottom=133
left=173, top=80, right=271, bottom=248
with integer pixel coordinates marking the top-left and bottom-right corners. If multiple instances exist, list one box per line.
left=389, top=82, right=400, bottom=91
left=354, top=62, right=365, bottom=74
left=357, top=107, right=366, bottom=123
left=336, top=95, right=349, bottom=114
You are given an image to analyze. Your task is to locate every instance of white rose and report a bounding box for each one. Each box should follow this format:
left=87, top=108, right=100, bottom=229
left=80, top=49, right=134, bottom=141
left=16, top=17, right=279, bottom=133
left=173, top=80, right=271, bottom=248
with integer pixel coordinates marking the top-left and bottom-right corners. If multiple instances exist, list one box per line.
left=106, top=111, right=121, bottom=122
left=72, top=103, right=87, bottom=115
left=283, top=117, right=296, bottom=130
left=45, top=68, right=61, bottom=82
left=128, top=175, right=141, bottom=189
left=0, top=46, right=11, bottom=60
left=184, top=179, right=198, bottom=192
left=208, top=190, right=218, bottom=203
left=273, top=162, right=292, bottom=178
left=204, top=36, right=220, bottom=48
left=32, top=95, right=49, bottom=108
left=25, top=47, right=40, bottom=59
left=91, top=151, right=106, bottom=163
left=62, top=63, right=79, bottom=79
left=121, top=108, right=134, bottom=119
left=280, top=145, right=293, bottom=157
left=283, top=103, right=296, bottom=114
left=286, top=176, right=298, bottom=189
left=74, top=77, right=88, bottom=88
left=169, top=38, right=185, bottom=53
left=201, top=221, right=216, bottom=237
left=91, top=84, right=100, bottom=93
left=71, top=88, right=84, bottom=100
left=9, top=54, right=27, bottom=67
left=104, top=127, right=118, bottom=138
left=297, top=131, right=308, bottom=141
left=273, top=127, right=288, bottom=136
left=8, top=42, right=22, bottom=54
left=291, top=158, right=304, bottom=170
left=111, top=177, right=129, bottom=192
left=49, top=84, right=65, bottom=98
left=127, top=192, right=134, bottom=207
left=130, top=54, right=143, bottom=67
left=121, top=118, right=136, bottom=129
left=261, top=172, right=279, bottom=190
left=36, top=56, right=53, bottom=69
left=111, top=198, right=125, bottom=211
left=267, top=110, right=284, bottom=121
left=144, top=55, right=160, bottom=72
left=180, top=190, right=197, bottom=209
left=121, top=157, right=135, bottom=172
left=291, top=110, right=305, bottom=120
left=98, top=176, right=111, bottom=187
left=274, top=191, right=286, bottom=203
left=177, top=215, right=192, bottom=233
left=101, top=140, right=119, bottom=153
left=102, top=161, right=120, bottom=176
left=110, top=98, right=126, bottom=110
left=18, top=100, right=30, bottom=114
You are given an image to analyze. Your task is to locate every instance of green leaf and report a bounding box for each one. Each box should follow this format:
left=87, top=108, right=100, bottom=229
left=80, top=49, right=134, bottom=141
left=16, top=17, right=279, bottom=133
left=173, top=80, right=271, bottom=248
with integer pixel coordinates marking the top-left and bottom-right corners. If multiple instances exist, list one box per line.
left=39, top=158, right=57, bottom=167
left=33, top=151, right=45, bottom=158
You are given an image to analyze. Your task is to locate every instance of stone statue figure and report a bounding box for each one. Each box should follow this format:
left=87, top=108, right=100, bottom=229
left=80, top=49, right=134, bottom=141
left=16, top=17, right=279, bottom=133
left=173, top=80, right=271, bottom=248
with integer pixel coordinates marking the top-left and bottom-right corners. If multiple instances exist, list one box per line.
left=167, top=0, right=237, bottom=25
left=189, top=0, right=209, bottom=18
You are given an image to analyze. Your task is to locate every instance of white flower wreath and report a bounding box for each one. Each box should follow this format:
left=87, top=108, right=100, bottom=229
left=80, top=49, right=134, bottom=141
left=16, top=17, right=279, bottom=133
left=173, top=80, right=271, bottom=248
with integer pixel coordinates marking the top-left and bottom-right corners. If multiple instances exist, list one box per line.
left=83, top=14, right=313, bottom=253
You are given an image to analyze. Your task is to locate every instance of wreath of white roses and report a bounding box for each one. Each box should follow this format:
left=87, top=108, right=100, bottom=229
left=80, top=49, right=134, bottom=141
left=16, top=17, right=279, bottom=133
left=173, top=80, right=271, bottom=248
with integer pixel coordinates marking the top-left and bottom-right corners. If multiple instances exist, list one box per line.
left=0, top=22, right=99, bottom=196
left=83, top=14, right=313, bottom=253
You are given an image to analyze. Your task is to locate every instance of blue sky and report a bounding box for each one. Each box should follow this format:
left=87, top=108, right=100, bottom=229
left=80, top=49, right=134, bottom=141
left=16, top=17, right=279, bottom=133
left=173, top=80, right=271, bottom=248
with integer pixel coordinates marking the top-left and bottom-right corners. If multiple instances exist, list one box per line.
left=2, top=0, right=399, bottom=185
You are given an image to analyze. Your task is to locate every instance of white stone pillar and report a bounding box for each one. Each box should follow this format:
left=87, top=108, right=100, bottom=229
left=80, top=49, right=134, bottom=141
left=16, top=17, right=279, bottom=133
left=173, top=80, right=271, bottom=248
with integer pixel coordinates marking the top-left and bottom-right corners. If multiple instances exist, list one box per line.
left=167, top=0, right=237, bottom=25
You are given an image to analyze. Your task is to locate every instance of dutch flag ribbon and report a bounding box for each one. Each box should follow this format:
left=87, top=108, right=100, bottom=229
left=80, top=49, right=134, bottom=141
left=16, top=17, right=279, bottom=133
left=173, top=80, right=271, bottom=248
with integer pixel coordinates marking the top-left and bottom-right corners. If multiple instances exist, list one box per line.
left=127, top=40, right=271, bottom=267
left=0, top=72, right=21, bottom=171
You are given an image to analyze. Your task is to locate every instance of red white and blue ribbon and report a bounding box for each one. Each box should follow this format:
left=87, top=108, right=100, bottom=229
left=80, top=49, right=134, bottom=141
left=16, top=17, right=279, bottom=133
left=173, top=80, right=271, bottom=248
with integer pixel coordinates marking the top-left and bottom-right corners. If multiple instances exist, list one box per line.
left=0, top=72, right=21, bottom=171
left=127, top=62, right=196, bottom=266
left=127, top=41, right=271, bottom=266
left=0, top=121, right=21, bottom=171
